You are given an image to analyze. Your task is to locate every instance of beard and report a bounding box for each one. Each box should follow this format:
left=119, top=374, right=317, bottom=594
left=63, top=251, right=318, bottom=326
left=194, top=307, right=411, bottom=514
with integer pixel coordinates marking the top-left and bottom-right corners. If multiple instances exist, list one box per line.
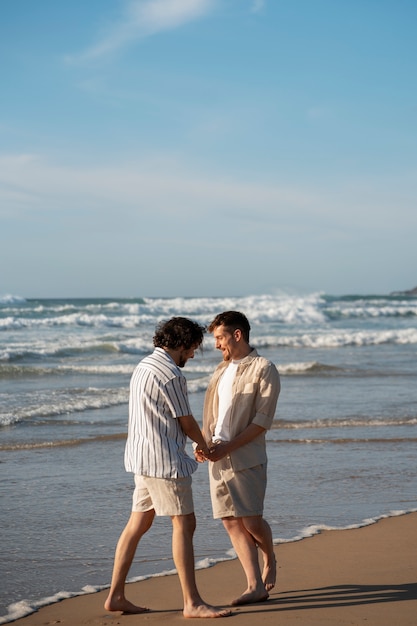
left=178, top=357, right=187, bottom=368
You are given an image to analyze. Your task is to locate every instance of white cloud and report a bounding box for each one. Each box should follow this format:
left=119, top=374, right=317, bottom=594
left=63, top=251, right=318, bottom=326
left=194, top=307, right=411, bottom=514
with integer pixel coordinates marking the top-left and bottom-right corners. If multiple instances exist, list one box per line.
left=307, top=105, right=332, bottom=120
left=66, top=0, right=216, bottom=63
left=1, top=152, right=415, bottom=236
left=0, top=152, right=315, bottom=218
left=1, top=152, right=415, bottom=298
left=251, top=0, right=265, bottom=13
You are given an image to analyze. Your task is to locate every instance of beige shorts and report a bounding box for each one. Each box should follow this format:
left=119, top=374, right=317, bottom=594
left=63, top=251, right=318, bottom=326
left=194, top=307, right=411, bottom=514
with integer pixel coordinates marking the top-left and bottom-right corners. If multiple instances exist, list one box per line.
left=209, top=460, right=267, bottom=519
left=132, top=474, right=194, bottom=516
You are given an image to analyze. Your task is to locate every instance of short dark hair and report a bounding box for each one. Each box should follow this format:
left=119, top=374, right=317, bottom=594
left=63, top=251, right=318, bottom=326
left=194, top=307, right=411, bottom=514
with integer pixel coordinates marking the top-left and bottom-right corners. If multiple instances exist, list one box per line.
left=153, top=317, right=205, bottom=350
left=208, top=311, right=251, bottom=343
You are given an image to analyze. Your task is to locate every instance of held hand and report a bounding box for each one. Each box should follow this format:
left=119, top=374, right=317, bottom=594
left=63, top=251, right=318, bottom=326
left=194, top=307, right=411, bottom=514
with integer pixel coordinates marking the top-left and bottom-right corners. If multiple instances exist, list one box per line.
left=206, top=441, right=230, bottom=462
left=193, top=442, right=211, bottom=463
left=194, top=448, right=208, bottom=463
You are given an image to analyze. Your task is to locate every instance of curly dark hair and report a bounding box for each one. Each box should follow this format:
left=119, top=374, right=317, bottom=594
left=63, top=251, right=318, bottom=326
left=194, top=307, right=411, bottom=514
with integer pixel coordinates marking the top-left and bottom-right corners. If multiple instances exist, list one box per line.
left=153, top=317, right=206, bottom=350
left=207, top=311, right=251, bottom=343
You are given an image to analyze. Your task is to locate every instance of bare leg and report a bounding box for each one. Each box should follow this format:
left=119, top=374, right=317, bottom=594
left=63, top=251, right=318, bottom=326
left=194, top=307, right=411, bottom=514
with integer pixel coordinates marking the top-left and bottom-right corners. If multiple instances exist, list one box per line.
left=222, top=516, right=269, bottom=606
left=104, top=509, right=155, bottom=613
left=243, top=516, right=276, bottom=591
left=171, top=514, right=231, bottom=618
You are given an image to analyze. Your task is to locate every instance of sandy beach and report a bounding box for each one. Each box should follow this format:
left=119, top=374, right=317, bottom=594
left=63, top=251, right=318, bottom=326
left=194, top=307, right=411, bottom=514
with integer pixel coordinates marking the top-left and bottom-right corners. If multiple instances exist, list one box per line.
left=8, top=511, right=416, bottom=626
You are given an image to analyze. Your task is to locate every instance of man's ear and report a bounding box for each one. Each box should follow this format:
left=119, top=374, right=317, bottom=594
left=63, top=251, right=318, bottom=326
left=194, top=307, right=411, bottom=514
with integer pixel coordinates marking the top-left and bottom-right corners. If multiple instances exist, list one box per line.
left=234, top=328, right=242, bottom=342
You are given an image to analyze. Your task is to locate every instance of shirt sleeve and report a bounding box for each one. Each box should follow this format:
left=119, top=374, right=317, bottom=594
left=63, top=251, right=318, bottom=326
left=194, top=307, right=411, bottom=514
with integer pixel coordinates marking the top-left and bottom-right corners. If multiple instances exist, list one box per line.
left=164, top=374, right=192, bottom=418
left=252, top=361, right=281, bottom=430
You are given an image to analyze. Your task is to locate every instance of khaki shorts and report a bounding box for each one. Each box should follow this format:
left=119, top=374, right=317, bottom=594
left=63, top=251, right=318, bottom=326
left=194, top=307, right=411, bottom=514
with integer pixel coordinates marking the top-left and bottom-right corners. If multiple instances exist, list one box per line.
left=132, top=474, right=194, bottom=516
left=209, top=460, right=267, bottom=519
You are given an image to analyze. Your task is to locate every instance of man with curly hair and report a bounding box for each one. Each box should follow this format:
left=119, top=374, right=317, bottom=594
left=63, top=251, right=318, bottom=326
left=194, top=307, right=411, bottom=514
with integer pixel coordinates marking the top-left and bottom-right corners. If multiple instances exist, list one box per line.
left=105, top=317, right=230, bottom=618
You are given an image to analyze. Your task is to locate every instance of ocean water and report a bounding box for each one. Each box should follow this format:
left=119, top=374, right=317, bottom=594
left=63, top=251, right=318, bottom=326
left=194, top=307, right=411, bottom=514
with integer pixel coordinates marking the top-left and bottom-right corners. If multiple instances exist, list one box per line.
left=1, top=292, right=416, bottom=623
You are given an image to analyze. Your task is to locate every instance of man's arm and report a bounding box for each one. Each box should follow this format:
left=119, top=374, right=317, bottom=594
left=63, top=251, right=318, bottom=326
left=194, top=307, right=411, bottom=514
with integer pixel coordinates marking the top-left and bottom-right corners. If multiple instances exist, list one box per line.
left=177, top=414, right=210, bottom=456
left=207, top=423, right=266, bottom=462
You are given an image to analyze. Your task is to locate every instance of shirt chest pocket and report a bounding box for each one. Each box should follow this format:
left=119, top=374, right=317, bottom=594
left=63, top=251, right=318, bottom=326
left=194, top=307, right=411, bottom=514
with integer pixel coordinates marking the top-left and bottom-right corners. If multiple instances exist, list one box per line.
left=242, top=382, right=257, bottom=394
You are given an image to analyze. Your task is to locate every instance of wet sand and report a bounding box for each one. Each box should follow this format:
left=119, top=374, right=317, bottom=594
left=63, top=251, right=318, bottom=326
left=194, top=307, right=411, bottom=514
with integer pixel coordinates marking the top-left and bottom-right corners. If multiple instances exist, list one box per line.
left=9, top=511, right=417, bottom=626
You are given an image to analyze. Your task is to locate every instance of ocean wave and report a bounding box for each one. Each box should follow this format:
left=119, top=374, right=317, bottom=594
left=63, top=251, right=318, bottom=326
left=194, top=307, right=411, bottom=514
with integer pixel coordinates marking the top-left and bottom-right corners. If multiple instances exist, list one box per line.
left=268, top=437, right=417, bottom=444
left=0, top=359, right=359, bottom=381
left=0, top=336, right=153, bottom=361
left=0, top=294, right=27, bottom=305
left=0, top=363, right=135, bottom=378
left=0, top=293, right=329, bottom=327
left=142, top=293, right=417, bottom=322
left=12, top=433, right=411, bottom=452
left=326, top=304, right=417, bottom=319
left=277, top=361, right=342, bottom=374
left=257, top=328, right=417, bottom=348
left=0, top=312, right=152, bottom=331
left=1, top=294, right=416, bottom=329
left=273, top=509, right=417, bottom=545
left=0, top=361, right=214, bottom=381
left=0, top=432, right=127, bottom=452
left=0, top=387, right=129, bottom=427
left=271, top=416, right=417, bottom=429
left=0, top=294, right=27, bottom=306
left=187, top=375, right=212, bottom=394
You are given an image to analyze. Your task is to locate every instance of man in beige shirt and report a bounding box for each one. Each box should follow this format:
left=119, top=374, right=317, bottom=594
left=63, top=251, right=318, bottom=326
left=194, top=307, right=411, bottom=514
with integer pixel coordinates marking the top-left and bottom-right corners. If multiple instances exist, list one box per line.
left=196, top=311, right=280, bottom=606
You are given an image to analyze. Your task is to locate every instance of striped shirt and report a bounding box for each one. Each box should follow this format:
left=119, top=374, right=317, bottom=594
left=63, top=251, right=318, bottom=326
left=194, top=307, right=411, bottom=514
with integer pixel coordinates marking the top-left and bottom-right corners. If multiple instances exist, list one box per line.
left=124, top=347, right=198, bottom=478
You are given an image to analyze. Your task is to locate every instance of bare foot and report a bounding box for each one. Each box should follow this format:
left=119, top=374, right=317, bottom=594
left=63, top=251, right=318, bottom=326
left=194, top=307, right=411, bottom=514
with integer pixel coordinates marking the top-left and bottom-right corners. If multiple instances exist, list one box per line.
left=262, top=555, right=277, bottom=591
left=231, top=589, right=269, bottom=606
left=183, top=603, right=232, bottom=618
left=104, top=596, right=150, bottom=614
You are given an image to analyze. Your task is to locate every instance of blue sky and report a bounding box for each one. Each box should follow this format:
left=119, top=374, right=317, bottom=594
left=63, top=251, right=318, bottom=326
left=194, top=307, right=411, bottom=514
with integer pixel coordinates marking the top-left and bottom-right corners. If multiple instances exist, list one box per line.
left=1, top=0, right=416, bottom=298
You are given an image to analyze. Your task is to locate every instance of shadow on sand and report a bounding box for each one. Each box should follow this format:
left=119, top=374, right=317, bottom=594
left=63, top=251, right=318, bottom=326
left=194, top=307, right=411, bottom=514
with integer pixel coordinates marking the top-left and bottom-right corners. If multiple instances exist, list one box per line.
left=236, top=583, right=417, bottom=614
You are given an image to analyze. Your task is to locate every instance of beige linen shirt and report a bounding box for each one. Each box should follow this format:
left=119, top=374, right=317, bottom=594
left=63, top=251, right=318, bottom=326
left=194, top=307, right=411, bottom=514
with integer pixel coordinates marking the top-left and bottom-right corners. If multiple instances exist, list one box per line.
left=203, top=349, right=280, bottom=471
